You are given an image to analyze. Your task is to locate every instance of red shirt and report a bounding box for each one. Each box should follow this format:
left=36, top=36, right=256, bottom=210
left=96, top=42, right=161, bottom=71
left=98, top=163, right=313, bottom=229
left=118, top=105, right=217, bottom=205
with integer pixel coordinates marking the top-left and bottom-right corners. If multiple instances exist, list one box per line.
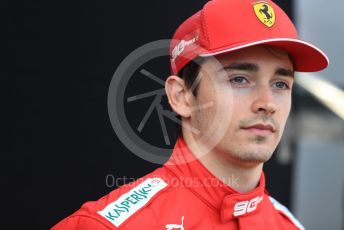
left=52, top=138, right=304, bottom=229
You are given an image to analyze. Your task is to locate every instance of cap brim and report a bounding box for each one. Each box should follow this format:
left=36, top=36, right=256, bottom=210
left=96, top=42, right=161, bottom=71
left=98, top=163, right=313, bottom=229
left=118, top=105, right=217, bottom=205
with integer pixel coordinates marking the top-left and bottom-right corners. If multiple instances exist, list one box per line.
left=198, top=38, right=329, bottom=72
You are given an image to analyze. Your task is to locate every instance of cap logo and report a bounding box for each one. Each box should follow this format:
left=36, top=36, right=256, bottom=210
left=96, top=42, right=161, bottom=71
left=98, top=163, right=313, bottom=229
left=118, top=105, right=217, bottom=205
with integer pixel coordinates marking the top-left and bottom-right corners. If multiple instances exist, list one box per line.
left=171, top=36, right=198, bottom=62
left=253, top=2, right=275, bottom=28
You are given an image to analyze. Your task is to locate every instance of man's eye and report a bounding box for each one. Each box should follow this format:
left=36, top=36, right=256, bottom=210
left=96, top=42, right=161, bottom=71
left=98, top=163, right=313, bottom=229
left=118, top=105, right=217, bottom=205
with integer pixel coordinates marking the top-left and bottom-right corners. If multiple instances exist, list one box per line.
left=229, top=76, right=248, bottom=84
left=273, top=81, right=290, bottom=89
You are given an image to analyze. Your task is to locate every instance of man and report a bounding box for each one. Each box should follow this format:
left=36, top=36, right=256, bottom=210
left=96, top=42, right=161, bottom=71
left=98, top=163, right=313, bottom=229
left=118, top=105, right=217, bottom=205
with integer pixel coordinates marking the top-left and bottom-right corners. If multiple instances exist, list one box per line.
left=52, top=0, right=328, bottom=229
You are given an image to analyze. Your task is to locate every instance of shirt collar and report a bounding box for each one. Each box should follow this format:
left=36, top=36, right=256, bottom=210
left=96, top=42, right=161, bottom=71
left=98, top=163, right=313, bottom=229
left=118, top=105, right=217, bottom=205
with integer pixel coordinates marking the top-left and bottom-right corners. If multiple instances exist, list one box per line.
left=164, top=137, right=266, bottom=223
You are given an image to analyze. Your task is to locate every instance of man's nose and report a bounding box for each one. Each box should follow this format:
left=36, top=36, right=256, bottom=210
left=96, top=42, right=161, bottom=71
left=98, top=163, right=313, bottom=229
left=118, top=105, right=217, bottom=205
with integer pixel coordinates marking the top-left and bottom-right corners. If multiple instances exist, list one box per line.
left=251, top=86, right=277, bottom=115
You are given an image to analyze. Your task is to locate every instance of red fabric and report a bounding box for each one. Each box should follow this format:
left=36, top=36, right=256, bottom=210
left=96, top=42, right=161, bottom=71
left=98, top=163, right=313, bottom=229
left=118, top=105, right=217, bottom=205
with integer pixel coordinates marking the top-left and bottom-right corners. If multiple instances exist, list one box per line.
left=52, top=138, right=302, bottom=229
left=169, top=0, right=328, bottom=74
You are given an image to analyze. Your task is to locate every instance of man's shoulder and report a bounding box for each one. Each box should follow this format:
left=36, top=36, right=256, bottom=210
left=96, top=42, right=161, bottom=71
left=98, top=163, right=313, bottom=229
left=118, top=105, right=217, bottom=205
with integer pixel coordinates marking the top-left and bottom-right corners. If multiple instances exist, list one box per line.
left=267, top=195, right=305, bottom=230
left=52, top=167, right=176, bottom=229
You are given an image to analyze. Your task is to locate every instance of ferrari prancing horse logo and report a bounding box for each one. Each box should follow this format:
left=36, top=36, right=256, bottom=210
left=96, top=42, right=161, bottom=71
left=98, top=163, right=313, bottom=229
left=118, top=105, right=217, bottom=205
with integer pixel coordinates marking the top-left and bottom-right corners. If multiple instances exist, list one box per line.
left=253, top=2, right=275, bottom=28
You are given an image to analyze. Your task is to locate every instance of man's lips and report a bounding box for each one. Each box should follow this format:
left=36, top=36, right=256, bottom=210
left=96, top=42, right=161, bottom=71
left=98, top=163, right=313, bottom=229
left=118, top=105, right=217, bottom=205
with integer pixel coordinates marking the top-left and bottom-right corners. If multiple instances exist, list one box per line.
left=241, top=123, right=276, bottom=136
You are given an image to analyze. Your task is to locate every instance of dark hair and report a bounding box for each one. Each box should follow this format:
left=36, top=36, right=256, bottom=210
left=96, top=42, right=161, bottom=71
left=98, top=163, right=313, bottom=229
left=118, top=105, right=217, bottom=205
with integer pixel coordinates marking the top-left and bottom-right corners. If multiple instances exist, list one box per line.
left=175, top=57, right=205, bottom=136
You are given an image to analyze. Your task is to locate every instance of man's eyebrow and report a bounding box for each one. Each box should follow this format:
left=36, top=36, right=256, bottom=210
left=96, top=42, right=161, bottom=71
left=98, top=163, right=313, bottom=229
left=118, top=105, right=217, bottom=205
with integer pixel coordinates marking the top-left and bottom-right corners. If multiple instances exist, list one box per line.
left=222, top=62, right=259, bottom=72
left=222, top=62, right=294, bottom=78
left=275, top=68, right=294, bottom=78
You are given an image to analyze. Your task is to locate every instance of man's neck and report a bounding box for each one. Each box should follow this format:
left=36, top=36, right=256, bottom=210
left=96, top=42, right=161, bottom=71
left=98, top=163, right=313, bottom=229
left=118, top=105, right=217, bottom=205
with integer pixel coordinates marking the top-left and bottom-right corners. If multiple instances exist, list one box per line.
left=183, top=135, right=263, bottom=193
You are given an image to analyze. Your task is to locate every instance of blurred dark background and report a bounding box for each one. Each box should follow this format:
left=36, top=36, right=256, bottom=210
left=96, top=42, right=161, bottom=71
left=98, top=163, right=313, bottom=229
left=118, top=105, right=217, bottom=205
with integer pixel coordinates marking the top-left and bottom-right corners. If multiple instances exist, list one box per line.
left=3, top=0, right=293, bottom=229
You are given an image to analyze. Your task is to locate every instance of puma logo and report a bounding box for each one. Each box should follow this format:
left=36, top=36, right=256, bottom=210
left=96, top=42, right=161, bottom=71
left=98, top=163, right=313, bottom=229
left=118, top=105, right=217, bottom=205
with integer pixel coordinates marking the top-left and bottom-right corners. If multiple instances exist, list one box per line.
left=166, top=216, right=184, bottom=230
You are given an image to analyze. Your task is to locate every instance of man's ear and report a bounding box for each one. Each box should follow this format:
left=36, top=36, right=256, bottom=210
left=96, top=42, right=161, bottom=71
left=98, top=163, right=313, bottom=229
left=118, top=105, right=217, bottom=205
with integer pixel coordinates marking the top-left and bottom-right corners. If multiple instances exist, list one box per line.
left=165, top=75, right=193, bottom=118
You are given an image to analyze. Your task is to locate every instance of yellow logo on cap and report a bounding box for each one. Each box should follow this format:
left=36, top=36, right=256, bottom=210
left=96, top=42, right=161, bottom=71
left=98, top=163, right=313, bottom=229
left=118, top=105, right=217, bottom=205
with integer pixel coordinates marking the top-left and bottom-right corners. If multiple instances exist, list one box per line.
left=253, top=2, right=275, bottom=28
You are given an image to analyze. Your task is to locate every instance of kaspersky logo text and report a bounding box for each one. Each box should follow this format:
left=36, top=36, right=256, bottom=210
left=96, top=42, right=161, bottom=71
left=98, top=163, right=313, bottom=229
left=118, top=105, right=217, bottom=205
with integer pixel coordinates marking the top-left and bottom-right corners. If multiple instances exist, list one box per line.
left=98, top=178, right=168, bottom=227
left=104, top=184, right=153, bottom=220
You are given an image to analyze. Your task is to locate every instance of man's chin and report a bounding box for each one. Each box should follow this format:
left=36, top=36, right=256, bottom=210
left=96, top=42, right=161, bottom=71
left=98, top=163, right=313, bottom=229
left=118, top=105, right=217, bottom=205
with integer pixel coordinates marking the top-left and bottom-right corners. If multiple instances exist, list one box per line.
left=228, top=147, right=275, bottom=166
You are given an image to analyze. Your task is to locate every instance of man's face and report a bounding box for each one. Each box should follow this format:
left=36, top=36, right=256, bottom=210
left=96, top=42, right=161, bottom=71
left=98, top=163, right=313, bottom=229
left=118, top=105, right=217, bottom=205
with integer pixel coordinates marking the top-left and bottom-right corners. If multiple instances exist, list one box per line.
left=188, top=45, right=294, bottom=164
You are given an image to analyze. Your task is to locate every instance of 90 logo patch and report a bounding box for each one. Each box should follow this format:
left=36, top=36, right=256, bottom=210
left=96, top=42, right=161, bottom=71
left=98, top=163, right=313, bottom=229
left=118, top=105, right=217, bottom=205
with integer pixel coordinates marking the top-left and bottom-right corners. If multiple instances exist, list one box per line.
left=233, top=196, right=263, bottom=217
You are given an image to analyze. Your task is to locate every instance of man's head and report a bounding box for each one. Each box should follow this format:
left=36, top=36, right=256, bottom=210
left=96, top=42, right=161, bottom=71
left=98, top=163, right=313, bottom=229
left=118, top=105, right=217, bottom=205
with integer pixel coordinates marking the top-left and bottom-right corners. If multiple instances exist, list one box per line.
left=165, top=0, right=329, bottom=165
left=167, top=45, right=293, bottom=165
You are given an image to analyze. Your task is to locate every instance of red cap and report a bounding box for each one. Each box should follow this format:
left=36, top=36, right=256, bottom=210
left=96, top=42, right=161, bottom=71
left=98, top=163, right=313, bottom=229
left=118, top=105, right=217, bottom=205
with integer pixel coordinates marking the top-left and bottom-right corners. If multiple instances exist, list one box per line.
left=170, top=0, right=329, bottom=74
